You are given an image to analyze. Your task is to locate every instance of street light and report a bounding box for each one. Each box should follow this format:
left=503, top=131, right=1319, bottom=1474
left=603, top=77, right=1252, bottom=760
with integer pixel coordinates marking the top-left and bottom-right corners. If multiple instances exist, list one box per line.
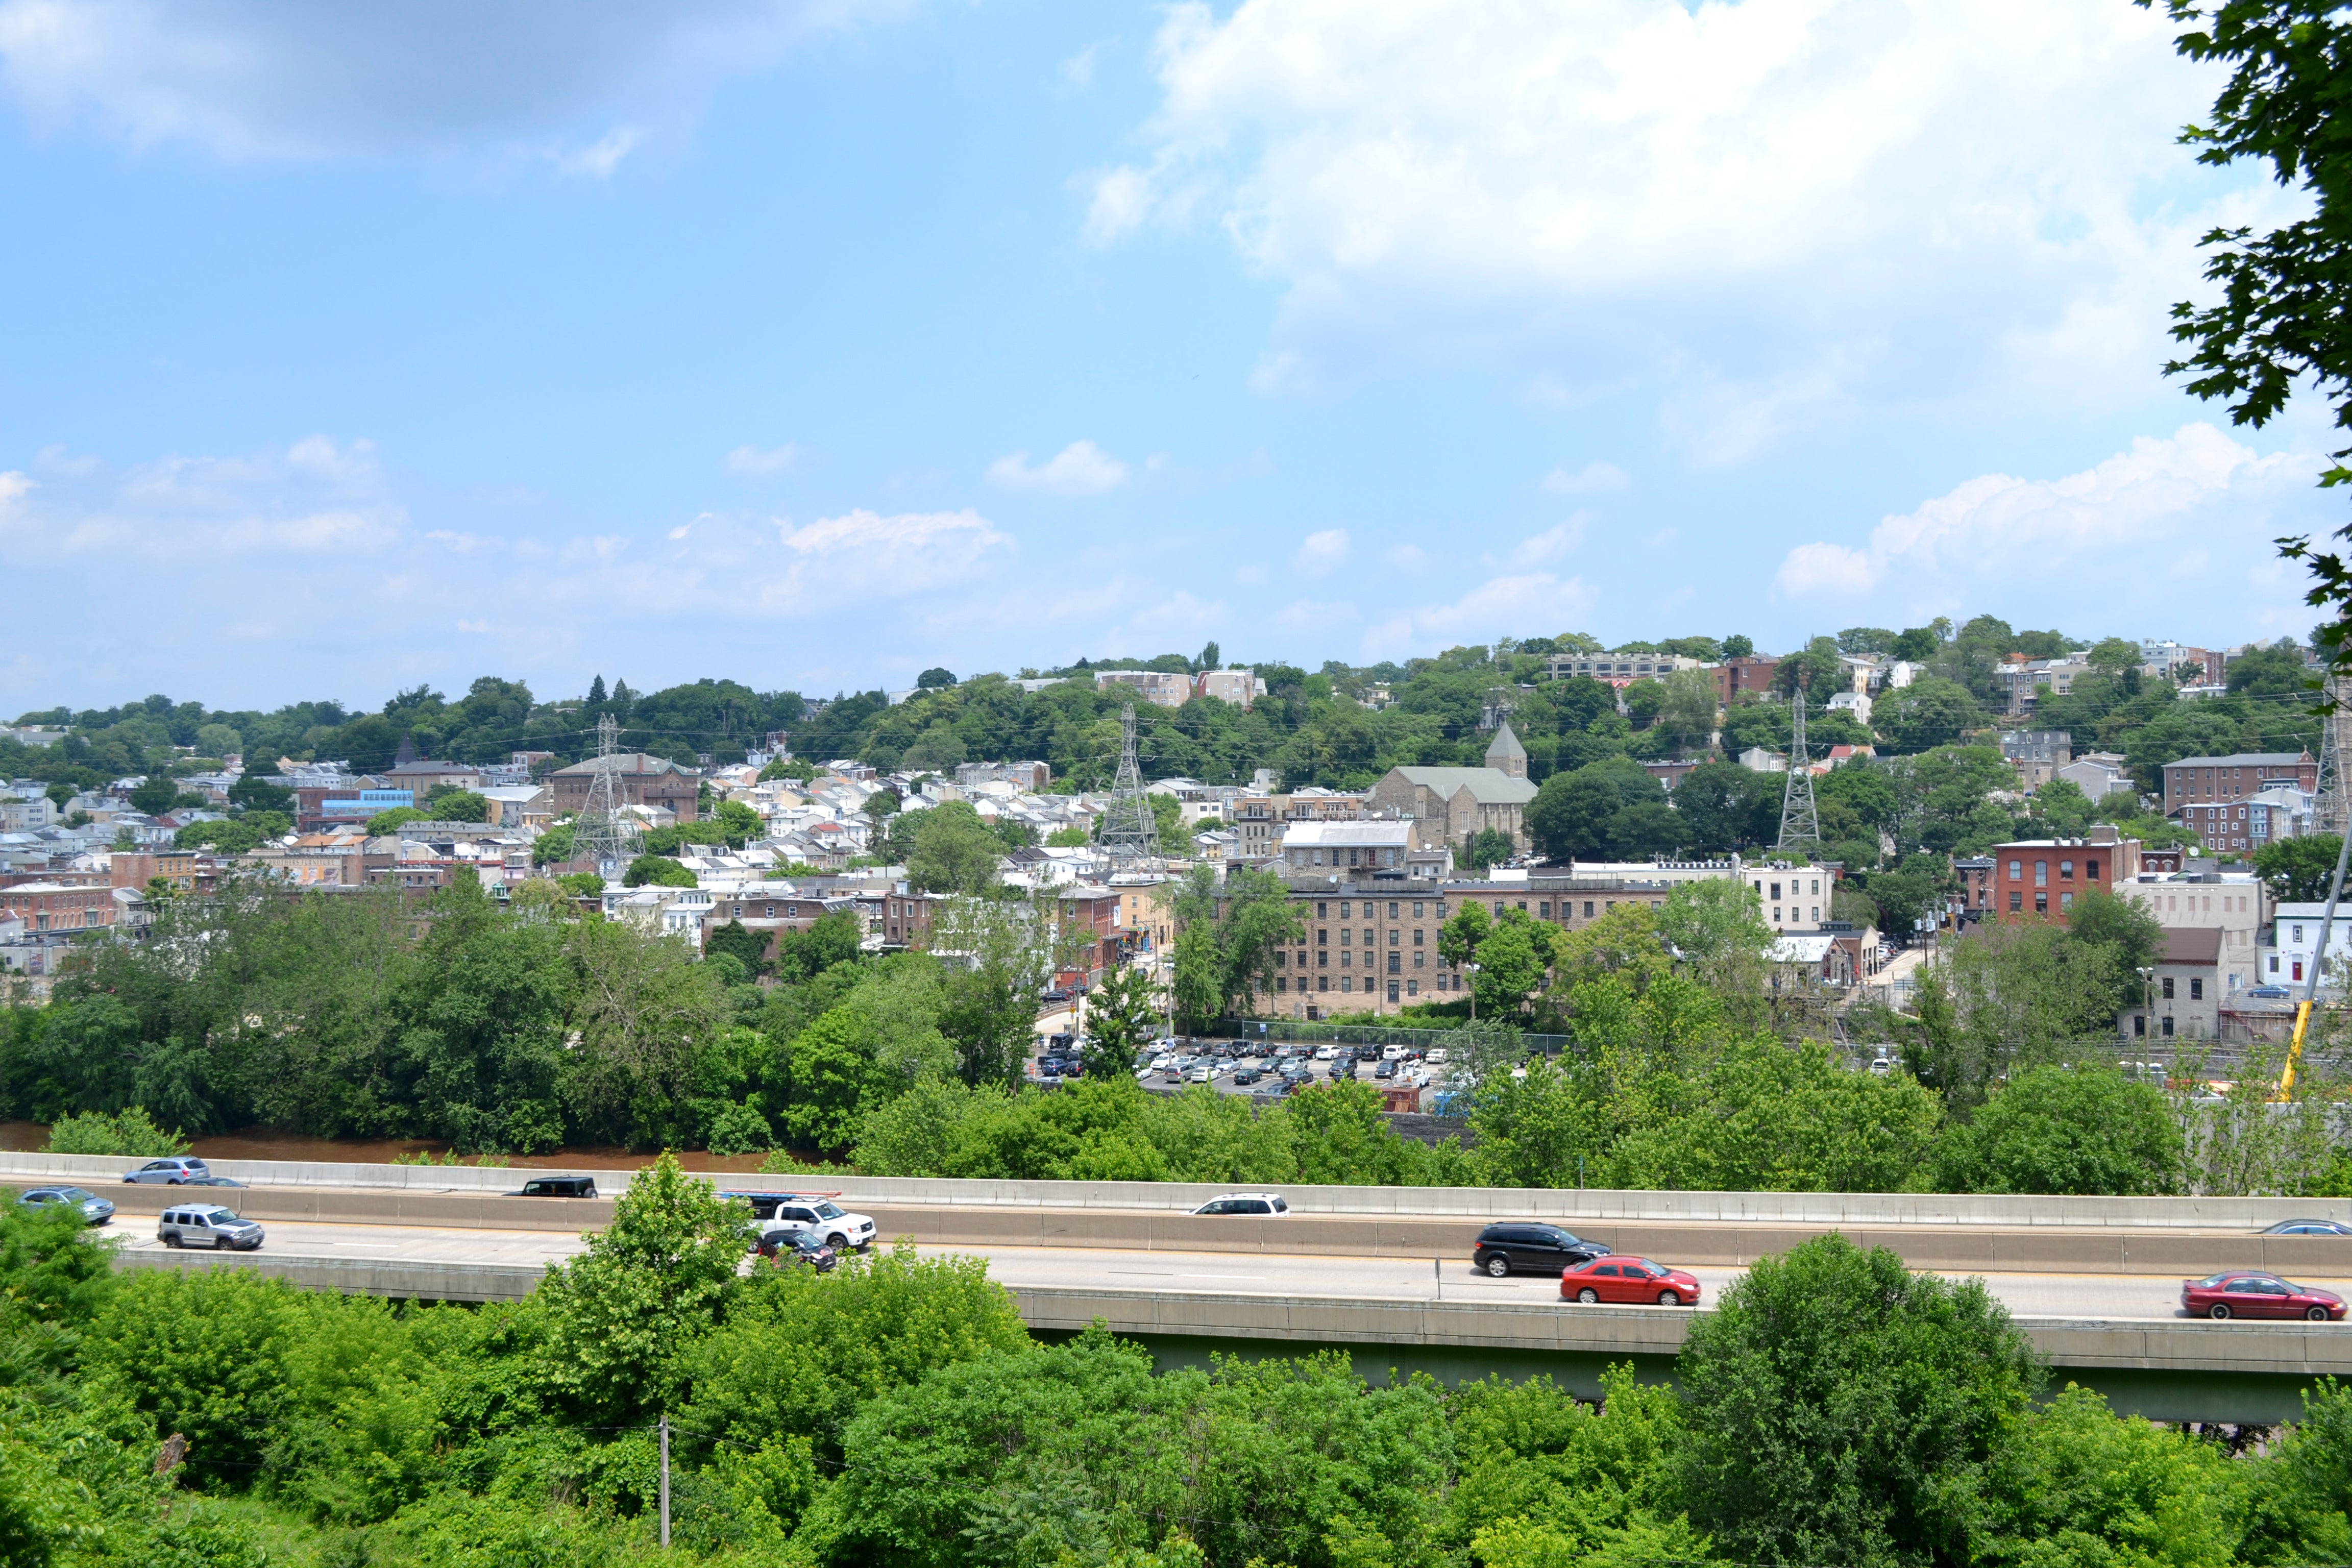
left=1464, top=962, right=1480, bottom=1022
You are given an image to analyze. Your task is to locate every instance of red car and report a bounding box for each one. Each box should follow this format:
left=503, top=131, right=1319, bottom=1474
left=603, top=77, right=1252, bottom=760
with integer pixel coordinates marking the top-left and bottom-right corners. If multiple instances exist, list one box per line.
left=1560, top=1257, right=1701, bottom=1308
left=2181, top=1271, right=2346, bottom=1321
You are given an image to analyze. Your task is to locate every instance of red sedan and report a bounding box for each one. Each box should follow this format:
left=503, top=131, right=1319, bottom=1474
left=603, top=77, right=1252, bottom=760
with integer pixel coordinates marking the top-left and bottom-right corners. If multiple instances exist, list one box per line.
left=1560, top=1257, right=1701, bottom=1307
left=2181, top=1271, right=2346, bottom=1321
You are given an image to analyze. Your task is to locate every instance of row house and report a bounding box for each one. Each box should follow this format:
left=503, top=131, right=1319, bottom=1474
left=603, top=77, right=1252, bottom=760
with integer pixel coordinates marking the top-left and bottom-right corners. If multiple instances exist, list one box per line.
left=1999, top=654, right=2092, bottom=717
left=2124, top=927, right=2224, bottom=1041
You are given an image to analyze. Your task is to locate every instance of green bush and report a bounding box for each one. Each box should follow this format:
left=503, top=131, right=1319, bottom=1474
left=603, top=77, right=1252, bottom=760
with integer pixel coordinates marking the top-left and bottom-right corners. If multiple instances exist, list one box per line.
left=704, top=1100, right=774, bottom=1156
left=44, top=1106, right=188, bottom=1158
left=622, top=854, right=697, bottom=889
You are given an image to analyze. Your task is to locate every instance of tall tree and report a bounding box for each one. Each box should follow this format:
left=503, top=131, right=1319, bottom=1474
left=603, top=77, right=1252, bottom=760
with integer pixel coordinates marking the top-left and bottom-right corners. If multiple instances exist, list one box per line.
left=2144, top=0, right=2352, bottom=669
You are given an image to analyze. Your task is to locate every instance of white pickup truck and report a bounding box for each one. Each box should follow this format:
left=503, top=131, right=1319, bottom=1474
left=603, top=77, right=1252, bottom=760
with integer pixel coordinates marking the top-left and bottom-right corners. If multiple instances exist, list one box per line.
left=728, top=1191, right=877, bottom=1253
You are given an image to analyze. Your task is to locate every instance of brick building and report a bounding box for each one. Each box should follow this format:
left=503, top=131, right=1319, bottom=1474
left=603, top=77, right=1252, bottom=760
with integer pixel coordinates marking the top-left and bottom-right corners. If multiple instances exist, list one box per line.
left=2, top=883, right=118, bottom=933
left=1710, top=656, right=1780, bottom=705
left=2162, top=752, right=2317, bottom=812
left=549, top=753, right=700, bottom=822
left=1989, top=832, right=2144, bottom=922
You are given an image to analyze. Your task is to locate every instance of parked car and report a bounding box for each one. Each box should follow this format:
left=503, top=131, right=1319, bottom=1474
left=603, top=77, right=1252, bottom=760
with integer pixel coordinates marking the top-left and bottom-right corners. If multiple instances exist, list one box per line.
left=158, top=1204, right=263, bottom=1250
left=1560, top=1256, right=1701, bottom=1307
left=186, top=1177, right=247, bottom=1188
left=1473, top=1223, right=1611, bottom=1278
left=757, top=1226, right=839, bottom=1271
left=2260, top=1219, right=2352, bottom=1236
left=122, top=1157, right=211, bottom=1186
left=1233, top=1066, right=1262, bottom=1085
left=1186, top=1064, right=1215, bottom=1084
left=2245, top=986, right=2293, bottom=999
left=1190, top=1192, right=1290, bottom=1216
left=1373, top=1060, right=1397, bottom=1080
left=1425, top=1048, right=1449, bottom=1065
left=1313, top=1045, right=1339, bottom=1061
left=509, top=1175, right=598, bottom=1198
left=18, top=1186, right=113, bottom=1224
left=2182, top=1271, right=2346, bottom=1320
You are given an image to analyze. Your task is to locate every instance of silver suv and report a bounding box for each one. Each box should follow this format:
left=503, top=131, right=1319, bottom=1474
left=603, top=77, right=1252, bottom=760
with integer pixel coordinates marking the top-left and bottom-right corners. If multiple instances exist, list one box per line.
left=158, top=1205, right=264, bottom=1251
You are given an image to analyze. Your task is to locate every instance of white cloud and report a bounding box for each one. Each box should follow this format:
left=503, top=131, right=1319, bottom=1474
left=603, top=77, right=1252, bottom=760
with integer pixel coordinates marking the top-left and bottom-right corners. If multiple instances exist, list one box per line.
left=1506, top=517, right=1586, bottom=568
left=0, top=0, right=887, bottom=164
left=1773, top=422, right=2325, bottom=631
left=1542, top=460, right=1628, bottom=496
left=1293, top=527, right=1350, bottom=575
left=0, top=436, right=407, bottom=557
left=1092, top=0, right=2286, bottom=439
left=726, top=442, right=799, bottom=476
left=986, top=439, right=1131, bottom=496
left=1363, top=571, right=1596, bottom=658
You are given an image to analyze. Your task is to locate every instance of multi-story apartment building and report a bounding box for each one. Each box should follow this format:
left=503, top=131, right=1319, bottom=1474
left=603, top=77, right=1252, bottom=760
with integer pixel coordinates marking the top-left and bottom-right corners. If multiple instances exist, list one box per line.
left=1999, top=730, right=2072, bottom=792
left=1710, top=656, right=1781, bottom=705
left=1, top=883, right=119, bottom=933
left=1546, top=652, right=1703, bottom=684
left=2176, top=787, right=2315, bottom=855
left=2162, top=752, right=2318, bottom=811
left=1999, top=654, right=2091, bottom=716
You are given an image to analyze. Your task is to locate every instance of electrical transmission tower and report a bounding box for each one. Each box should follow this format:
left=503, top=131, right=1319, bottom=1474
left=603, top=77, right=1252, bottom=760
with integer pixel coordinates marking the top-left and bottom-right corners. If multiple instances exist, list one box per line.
left=1095, top=704, right=1160, bottom=866
left=1777, top=680, right=1822, bottom=854
left=571, top=715, right=635, bottom=873
left=2321, top=673, right=2351, bottom=838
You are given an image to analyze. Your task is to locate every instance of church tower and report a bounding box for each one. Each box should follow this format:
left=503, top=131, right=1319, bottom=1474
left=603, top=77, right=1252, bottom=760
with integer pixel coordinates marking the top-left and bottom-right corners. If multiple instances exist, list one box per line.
left=1484, top=722, right=1528, bottom=780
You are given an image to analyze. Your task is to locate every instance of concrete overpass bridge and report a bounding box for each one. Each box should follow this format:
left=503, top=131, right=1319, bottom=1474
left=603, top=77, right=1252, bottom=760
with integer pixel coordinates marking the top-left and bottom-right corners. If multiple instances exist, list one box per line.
left=16, top=1155, right=2348, bottom=1424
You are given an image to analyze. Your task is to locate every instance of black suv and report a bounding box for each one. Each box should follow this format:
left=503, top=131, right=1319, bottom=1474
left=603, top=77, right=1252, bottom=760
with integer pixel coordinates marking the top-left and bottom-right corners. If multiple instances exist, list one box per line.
left=509, top=1175, right=598, bottom=1198
left=1472, top=1222, right=1611, bottom=1278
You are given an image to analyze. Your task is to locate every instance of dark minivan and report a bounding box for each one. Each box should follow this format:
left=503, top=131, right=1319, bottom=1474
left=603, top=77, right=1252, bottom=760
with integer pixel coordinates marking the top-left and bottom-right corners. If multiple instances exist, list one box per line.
left=1472, top=1222, right=1612, bottom=1278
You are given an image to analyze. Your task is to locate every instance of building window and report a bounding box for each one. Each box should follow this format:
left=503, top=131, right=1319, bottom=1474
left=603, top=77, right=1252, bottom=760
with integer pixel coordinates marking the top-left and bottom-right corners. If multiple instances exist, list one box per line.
left=2035, top=892, right=2048, bottom=914
left=1584, top=901, right=1595, bottom=918
left=1772, top=908, right=1781, bottom=922
left=1341, top=951, right=1352, bottom=968
left=1406, top=979, right=1418, bottom=996
left=2163, top=976, right=2175, bottom=999
left=1414, top=951, right=1425, bottom=967
left=1276, top=976, right=1288, bottom=992
left=1388, top=901, right=1399, bottom=918
left=1339, top=901, right=1352, bottom=918
left=1316, top=901, right=1327, bottom=919
left=1771, top=881, right=1782, bottom=900
left=2162, top=1016, right=2175, bottom=1038
left=2087, top=859, right=2100, bottom=880
left=2035, top=860, right=2048, bottom=887
left=1318, top=951, right=1328, bottom=967
left=1413, top=928, right=1424, bottom=945
left=2059, top=892, right=2074, bottom=913
left=1341, top=975, right=1354, bottom=992
left=2008, top=860, right=2022, bottom=879
left=2191, top=978, right=2204, bottom=1000
left=1317, top=976, right=1329, bottom=992
left=1387, top=954, right=1400, bottom=974
left=1317, top=928, right=1328, bottom=945
left=1539, top=901, right=1551, bottom=919
left=1413, top=902, right=1424, bottom=918
left=1387, top=981, right=1400, bottom=1003
left=2135, top=1014, right=2146, bottom=1037
left=1493, top=900, right=1505, bottom=916
left=2059, top=860, right=2073, bottom=880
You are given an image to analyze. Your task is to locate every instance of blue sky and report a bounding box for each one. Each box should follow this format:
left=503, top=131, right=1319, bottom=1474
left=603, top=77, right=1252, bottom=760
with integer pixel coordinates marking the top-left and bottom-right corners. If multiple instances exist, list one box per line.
left=0, top=0, right=2339, bottom=715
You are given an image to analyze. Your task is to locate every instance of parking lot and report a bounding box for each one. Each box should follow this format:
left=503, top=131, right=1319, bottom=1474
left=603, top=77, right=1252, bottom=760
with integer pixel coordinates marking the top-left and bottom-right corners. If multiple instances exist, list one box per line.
left=1027, top=1033, right=1451, bottom=1101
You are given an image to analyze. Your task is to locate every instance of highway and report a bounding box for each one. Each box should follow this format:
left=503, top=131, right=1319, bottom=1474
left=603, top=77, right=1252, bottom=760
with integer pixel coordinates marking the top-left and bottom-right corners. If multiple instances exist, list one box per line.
left=103, top=1217, right=2352, bottom=1324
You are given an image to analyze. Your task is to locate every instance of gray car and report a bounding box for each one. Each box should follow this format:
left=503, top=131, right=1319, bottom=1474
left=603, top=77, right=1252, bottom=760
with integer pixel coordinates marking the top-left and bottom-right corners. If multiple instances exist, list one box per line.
left=122, top=1157, right=211, bottom=1185
left=18, top=1186, right=114, bottom=1224
left=158, top=1205, right=263, bottom=1251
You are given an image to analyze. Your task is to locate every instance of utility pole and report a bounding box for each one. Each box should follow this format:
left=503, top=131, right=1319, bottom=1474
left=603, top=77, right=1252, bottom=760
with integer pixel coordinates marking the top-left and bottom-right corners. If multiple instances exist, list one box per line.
left=1777, top=676, right=1821, bottom=854
left=2319, top=673, right=2350, bottom=837
left=658, top=1413, right=671, bottom=1549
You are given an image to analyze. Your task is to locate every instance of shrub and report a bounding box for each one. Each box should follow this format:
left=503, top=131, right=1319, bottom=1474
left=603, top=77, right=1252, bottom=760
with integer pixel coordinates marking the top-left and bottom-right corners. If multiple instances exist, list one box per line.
left=1934, top=1066, right=2180, bottom=1195
left=45, top=1106, right=188, bottom=1158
